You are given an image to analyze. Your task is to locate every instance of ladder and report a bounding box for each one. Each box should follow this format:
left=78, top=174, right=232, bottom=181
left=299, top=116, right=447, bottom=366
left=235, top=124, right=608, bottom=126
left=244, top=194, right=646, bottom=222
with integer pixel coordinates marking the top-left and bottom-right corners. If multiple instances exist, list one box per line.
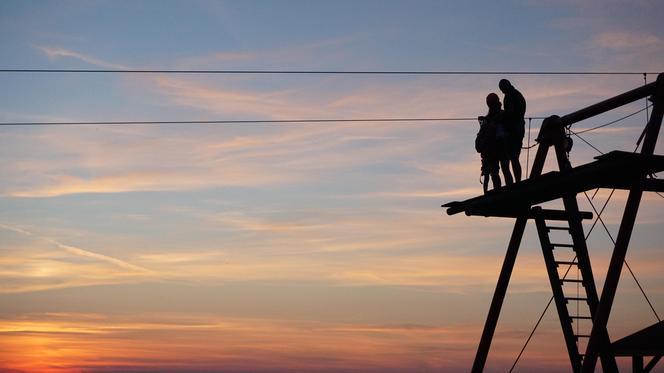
left=533, top=205, right=617, bottom=373
left=467, top=74, right=664, bottom=373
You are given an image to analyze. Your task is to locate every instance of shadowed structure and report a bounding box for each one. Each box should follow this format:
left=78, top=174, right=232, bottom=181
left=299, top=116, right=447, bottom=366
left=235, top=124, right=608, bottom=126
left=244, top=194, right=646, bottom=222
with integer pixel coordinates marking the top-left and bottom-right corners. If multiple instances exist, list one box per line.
left=612, top=321, right=664, bottom=373
left=443, top=73, right=664, bottom=372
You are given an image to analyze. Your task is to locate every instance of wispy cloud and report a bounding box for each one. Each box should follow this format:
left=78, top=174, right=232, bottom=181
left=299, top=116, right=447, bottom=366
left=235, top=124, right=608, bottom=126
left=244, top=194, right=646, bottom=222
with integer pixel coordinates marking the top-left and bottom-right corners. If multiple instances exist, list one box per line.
left=591, top=31, right=662, bottom=51
left=0, top=223, right=152, bottom=274
left=152, top=76, right=325, bottom=119
left=0, top=223, right=153, bottom=292
left=33, top=45, right=127, bottom=69
left=0, top=313, right=484, bottom=373
left=55, top=243, right=151, bottom=274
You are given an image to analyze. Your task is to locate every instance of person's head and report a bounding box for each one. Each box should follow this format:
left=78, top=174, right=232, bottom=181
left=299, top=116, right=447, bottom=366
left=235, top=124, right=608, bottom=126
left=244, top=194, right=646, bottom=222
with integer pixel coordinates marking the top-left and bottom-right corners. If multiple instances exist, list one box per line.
left=486, top=92, right=501, bottom=110
left=499, top=79, right=512, bottom=93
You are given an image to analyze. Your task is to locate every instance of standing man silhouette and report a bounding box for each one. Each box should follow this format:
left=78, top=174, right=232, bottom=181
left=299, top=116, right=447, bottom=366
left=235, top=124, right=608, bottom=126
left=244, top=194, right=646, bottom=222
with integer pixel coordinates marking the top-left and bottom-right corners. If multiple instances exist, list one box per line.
left=499, top=79, right=526, bottom=182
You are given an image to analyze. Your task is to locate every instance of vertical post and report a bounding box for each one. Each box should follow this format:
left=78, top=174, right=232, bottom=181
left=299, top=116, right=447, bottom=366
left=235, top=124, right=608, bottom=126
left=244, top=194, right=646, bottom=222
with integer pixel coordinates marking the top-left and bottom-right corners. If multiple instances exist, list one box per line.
left=633, top=356, right=644, bottom=373
left=582, top=74, right=664, bottom=372
left=529, top=119, right=555, bottom=178
left=471, top=216, right=528, bottom=373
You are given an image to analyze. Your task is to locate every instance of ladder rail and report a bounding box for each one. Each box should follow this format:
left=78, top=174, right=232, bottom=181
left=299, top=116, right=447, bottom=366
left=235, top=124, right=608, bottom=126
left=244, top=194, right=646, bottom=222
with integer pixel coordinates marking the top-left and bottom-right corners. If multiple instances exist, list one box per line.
left=554, top=143, right=619, bottom=373
left=534, top=212, right=583, bottom=372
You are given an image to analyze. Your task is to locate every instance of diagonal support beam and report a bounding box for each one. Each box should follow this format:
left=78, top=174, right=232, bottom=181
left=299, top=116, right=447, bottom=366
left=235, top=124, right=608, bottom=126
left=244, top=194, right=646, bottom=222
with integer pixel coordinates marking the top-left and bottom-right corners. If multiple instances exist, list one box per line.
left=582, top=73, right=664, bottom=372
left=554, top=143, right=618, bottom=373
left=471, top=216, right=528, bottom=373
left=645, top=356, right=662, bottom=372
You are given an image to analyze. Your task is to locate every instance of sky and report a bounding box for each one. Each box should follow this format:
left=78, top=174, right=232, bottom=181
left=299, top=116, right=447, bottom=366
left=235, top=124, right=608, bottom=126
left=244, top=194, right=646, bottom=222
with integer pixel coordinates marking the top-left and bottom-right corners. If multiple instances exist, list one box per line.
left=1, top=0, right=664, bottom=372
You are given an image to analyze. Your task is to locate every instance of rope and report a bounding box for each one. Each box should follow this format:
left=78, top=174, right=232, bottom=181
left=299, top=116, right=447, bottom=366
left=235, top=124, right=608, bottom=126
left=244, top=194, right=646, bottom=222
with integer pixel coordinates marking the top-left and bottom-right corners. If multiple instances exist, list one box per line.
left=573, top=105, right=650, bottom=135
left=645, top=74, right=650, bottom=123
left=508, top=191, right=615, bottom=372
left=566, top=103, right=653, bottom=156
left=582, top=192, right=661, bottom=322
left=557, top=102, right=662, bottom=323
left=566, top=104, right=652, bottom=159
left=574, top=109, right=664, bottom=206
left=636, top=75, right=652, bottom=148
left=577, top=264, right=580, bottom=337
left=526, top=118, right=532, bottom=176
left=569, top=130, right=604, bottom=154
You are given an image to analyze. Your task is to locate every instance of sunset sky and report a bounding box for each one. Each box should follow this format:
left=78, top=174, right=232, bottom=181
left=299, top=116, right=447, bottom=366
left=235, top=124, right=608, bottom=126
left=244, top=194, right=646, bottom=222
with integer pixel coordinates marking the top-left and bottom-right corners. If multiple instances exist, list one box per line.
left=1, top=1, right=664, bottom=372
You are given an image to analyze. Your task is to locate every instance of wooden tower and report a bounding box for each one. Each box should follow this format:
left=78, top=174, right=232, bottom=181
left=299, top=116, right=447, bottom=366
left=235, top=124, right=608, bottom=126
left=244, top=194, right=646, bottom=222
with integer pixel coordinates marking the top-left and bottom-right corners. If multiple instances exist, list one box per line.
left=443, top=73, right=664, bottom=372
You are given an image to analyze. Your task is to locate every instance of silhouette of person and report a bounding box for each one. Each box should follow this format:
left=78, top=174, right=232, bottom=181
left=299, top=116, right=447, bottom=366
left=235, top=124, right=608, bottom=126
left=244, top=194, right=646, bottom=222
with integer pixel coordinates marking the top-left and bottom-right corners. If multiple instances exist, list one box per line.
left=476, top=93, right=502, bottom=193
left=499, top=79, right=526, bottom=182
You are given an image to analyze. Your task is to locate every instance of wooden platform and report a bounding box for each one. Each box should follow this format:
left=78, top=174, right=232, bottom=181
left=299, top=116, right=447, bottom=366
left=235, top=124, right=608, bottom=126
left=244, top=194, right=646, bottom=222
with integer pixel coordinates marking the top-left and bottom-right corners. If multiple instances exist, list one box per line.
left=442, top=151, right=664, bottom=218
left=612, top=320, right=664, bottom=357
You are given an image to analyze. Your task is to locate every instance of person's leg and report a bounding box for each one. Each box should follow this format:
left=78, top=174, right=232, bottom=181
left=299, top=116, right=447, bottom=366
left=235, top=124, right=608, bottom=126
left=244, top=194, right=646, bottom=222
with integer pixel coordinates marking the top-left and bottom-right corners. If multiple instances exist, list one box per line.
left=500, top=158, right=513, bottom=185
left=481, top=159, right=489, bottom=194
left=511, top=138, right=523, bottom=182
left=490, top=157, right=502, bottom=190
left=491, top=171, right=501, bottom=190
left=512, top=156, right=522, bottom=182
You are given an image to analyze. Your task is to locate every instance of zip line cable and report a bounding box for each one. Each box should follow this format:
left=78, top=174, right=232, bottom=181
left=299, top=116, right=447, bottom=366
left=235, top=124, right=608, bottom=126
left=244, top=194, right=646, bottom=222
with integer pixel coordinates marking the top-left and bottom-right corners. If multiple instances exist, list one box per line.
left=0, top=106, right=645, bottom=128
left=571, top=111, right=664, bottom=204
left=1, top=101, right=646, bottom=129
left=567, top=104, right=653, bottom=154
left=572, top=105, right=651, bottom=135
left=0, top=69, right=659, bottom=75
left=0, top=117, right=547, bottom=127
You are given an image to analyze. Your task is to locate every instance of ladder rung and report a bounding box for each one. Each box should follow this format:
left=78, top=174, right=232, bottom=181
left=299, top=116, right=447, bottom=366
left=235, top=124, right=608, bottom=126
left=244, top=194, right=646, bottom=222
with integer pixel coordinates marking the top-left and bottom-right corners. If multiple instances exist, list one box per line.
left=561, top=279, right=585, bottom=284
left=551, top=243, right=575, bottom=248
left=575, top=334, right=591, bottom=339
left=570, top=315, right=593, bottom=320
left=546, top=225, right=570, bottom=231
left=555, top=260, right=578, bottom=267
left=565, top=297, right=589, bottom=302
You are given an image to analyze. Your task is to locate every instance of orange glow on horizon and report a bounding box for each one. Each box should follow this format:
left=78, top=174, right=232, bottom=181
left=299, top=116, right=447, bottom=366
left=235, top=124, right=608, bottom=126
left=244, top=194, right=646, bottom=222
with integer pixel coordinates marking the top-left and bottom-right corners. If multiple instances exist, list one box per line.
left=0, top=313, right=523, bottom=373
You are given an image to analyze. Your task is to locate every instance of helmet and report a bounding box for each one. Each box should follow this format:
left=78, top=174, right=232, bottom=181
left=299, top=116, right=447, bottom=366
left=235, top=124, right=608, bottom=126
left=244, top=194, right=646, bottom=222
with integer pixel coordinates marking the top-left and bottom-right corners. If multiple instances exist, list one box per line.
left=486, top=93, right=500, bottom=107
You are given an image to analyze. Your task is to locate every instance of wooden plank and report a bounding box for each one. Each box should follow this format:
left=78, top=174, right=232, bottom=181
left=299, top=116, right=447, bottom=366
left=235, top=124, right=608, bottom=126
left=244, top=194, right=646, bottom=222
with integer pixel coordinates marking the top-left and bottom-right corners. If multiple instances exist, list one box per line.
left=443, top=151, right=664, bottom=217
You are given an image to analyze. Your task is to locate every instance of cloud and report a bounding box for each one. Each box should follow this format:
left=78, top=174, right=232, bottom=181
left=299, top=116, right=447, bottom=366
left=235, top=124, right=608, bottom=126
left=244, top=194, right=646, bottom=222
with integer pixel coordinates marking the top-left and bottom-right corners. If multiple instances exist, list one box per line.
left=55, top=243, right=151, bottom=274
left=6, top=46, right=661, bottom=298
left=6, top=168, right=292, bottom=197
left=0, top=223, right=153, bottom=292
left=174, top=34, right=360, bottom=70
left=371, top=187, right=478, bottom=199
left=151, top=75, right=325, bottom=119
left=592, top=31, right=662, bottom=51
left=0, top=313, right=483, bottom=373
left=0, top=223, right=151, bottom=274
left=14, top=69, right=550, bottom=199
left=33, top=45, right=127, bottom=69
